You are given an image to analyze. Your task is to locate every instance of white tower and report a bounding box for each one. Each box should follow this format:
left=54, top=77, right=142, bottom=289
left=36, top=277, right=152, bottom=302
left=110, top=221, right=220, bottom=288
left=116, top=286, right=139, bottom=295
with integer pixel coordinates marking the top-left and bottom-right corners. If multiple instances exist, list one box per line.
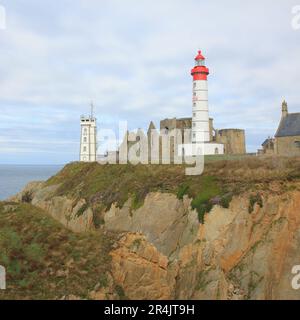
left=191, top=51, right=210, bottom=143
left=190, top=50, right=224, bottom=155
left=80, top=103, right=97, bottom=162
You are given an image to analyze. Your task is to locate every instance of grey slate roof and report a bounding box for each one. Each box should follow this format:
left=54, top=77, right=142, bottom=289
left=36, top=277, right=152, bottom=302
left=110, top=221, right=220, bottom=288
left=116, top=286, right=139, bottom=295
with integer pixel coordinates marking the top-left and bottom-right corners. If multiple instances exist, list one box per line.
left=262, top=138, right=274, bottom=147
left=275, top=113, right=300, bottom=137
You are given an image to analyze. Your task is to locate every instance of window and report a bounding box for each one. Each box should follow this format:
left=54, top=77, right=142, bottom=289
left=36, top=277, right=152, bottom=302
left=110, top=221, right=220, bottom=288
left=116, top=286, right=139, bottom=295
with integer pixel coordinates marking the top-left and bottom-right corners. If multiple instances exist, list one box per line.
left=193, top=123, right=196, bottom=127
left=193, top=92, right=196, bottom=96
left=83, top=128, right=88, bottom=135
left=295, top=141, right=300, bottom=148
left=196, top=59, right=205, bottom=67
left=193, top=112, right=196, bottom=117
left=193, top=82, right=196, bottom=88
left=193, top=133, right=196, bottom=138
left=193, top=103, right=196, bottom=108
left=83, top=137, right=87, bottom=143
left=83, top=146, right=87, bottom=152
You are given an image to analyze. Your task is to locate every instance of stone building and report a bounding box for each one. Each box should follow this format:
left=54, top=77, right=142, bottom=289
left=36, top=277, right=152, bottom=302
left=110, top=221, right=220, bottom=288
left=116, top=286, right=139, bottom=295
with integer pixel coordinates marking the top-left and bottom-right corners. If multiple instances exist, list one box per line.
left=259, top=101, right=300, bottom=156
left=159, top=117, right=246, bottom=156
left=215, top=129, right=246, bottom=155
left=274, top=101, right=300, bottom=156
left=118, top=115, right=246, bottom=163
left=258, top=137, right=275, bottom=155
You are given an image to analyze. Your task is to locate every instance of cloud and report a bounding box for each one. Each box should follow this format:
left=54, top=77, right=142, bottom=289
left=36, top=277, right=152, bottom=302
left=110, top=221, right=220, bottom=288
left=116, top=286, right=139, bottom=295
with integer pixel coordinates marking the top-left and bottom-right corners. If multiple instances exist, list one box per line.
left=0, top=0, right=300, bottom=163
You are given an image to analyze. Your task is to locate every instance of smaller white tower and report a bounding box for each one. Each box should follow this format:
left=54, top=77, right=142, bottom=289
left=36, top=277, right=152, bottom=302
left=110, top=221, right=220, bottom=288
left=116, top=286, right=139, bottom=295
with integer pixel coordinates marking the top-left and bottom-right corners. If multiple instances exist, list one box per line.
left=80, top=103, right=97, bottom=162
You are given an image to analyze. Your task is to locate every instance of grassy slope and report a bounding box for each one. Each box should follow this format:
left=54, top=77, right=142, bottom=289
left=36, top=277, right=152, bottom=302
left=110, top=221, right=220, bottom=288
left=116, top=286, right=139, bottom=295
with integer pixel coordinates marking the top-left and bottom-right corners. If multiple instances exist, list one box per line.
left=45, top=156, right=300, bottom=221
left=0, top=202, right=117, bottom=300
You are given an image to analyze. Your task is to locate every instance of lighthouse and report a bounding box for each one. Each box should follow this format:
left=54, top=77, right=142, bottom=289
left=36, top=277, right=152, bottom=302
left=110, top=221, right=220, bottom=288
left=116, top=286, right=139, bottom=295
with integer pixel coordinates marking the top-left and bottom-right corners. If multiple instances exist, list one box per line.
left=191, top=50, right=210, bottom=143
left=189, top=50, right=224, bottom=155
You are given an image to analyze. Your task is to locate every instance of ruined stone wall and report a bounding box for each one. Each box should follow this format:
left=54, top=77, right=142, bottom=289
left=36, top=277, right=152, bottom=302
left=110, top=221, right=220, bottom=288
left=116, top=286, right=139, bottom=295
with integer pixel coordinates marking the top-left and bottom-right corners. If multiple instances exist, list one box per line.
left=275, top=136, right=300, bottom=156
left=216, top=129, right=246, bottom=154
left=160, top=118, right=192, bottom=133
left=159, top=118, right=192, bottom=162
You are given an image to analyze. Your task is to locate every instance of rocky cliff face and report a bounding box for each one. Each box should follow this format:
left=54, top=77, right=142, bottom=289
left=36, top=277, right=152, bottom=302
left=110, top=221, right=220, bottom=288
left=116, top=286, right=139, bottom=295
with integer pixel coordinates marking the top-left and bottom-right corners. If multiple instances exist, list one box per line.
left=10, top=182, right=94, bottom=233
left=11, top=180, right=300, bottom=300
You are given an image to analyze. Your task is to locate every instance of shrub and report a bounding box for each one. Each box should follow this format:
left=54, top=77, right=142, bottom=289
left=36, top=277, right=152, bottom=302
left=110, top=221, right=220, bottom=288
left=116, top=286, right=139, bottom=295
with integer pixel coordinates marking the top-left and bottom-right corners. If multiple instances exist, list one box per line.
left=248, top=194, right=263, bottom=213
left=193, top=201, right=213, bottom=224
left=21, top=192, right=33, bottom=203
left=115, top=285, right=126, bottom=300
left=76, top=203, right=89, bottom=217
left=220, top=194, right=233, bottom=209
left=99, top=273, right=108, bottom=288
left=93, top=211, right=105, bottom=228
left=177, top=184, right=189, bottom=200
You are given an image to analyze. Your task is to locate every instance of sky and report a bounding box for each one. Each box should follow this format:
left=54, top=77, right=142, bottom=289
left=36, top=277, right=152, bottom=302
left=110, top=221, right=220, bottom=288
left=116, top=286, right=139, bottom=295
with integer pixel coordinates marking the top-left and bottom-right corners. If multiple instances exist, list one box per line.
left=0, top=0, right=300, bottom=164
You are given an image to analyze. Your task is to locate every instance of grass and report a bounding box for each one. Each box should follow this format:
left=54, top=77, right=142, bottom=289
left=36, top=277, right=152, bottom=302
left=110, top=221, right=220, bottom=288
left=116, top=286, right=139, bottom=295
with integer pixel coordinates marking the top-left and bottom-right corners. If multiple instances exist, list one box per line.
left=76, top=203, right=89, bottom=217
left=176, top=184, right=190, bottom=200
left=43, top=157, right=300, bottom=225
left=190, top=176, right=220, bottom=223
left=0, top=202, right=118, bottom=300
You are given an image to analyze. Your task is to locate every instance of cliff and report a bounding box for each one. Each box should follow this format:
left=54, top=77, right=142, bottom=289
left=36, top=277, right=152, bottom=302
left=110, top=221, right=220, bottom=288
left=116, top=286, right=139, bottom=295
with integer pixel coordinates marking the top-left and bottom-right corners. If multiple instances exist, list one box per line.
left=2, top=156, right=300, bottom=300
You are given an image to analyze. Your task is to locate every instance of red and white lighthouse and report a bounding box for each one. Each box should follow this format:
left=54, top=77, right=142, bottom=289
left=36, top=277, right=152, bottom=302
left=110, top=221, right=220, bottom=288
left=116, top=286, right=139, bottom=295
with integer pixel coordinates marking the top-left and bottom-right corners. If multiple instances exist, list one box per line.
left=191, top=50, right=210, bottom=143
left=178, top=50, right=224, bottom=158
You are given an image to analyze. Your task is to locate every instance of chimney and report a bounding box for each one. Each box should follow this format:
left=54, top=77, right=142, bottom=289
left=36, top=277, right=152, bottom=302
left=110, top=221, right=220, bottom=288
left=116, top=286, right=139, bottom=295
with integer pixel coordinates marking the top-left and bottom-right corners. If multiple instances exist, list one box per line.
left=282, top=100, right=288, bottom=118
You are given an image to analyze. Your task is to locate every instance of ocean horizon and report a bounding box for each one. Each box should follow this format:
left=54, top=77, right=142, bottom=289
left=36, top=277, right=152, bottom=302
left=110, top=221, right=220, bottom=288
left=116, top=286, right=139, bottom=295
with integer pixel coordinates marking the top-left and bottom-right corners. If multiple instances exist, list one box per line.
left=0, top=164, right=63, bottom=201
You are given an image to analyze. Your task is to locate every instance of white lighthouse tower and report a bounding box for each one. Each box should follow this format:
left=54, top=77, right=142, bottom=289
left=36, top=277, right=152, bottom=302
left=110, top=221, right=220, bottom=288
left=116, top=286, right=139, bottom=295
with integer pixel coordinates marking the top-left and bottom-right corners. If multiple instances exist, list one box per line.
left=80, top=104, right=97, bottom=162
left=191, top=51, right=224, bottom=155
left=191, top=50, right=210, bottom=143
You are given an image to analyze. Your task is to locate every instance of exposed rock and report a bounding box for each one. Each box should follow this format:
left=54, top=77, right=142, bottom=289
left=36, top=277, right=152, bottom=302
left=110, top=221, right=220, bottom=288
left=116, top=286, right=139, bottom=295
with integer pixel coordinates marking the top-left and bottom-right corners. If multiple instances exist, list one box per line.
left=11, top=182, right=94, bottom=233
left=106, top=189, right=300, bottom=300
left=8, top=181, right=44, bottom=202
left=110, top=233, right=178, bottom=300
left=105, top=193, right=199, bottom=257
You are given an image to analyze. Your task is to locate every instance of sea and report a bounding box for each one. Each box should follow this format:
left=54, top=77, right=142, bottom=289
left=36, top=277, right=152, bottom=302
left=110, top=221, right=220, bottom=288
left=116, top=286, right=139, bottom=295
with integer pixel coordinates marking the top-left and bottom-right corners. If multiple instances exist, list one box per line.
left=0, top=165, right=63, bottom=201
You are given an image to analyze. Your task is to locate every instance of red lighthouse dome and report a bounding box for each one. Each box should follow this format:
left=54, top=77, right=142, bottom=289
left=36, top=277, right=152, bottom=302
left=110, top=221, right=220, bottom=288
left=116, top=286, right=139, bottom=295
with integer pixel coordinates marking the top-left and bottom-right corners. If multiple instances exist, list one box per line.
left=195, top=50, right=205, bottom=61
left=191, top=50, right=209, bottom=81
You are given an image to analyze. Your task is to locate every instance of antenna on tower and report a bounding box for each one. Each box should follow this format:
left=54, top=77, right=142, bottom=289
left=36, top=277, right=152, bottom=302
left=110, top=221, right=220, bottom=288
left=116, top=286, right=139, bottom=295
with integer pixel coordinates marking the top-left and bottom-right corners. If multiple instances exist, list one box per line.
left=90, top=101, right=94, bottom=119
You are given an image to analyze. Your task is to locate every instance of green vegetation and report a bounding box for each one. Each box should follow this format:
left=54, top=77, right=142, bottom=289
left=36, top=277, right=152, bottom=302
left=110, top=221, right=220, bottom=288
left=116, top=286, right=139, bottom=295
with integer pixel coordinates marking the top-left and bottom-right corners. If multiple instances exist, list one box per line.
left=190, top=176, right=220, bottom=223
left=195, top=269, right=213, bottom=291
left=131, top=238, right=142, bottom=250
left=76, top=203, right=89, bottom=217
left=0, top=202, right=116, bottom=300
left=247, top=271, right=264, bottom=298
left=220, top=194, right=233, bottom=209
left=115, top=285, right=126, bottom=300
left=98, top=273, right=109, bottom=289
left=176, top=184, right=189, bottom=200
left=46, top=162, right=232, bottom=225
left=44, top=156, right=300, bottom=224
left=248, top=194, right=263, bottom=213
left=21, top=191, right=33, bottom=203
